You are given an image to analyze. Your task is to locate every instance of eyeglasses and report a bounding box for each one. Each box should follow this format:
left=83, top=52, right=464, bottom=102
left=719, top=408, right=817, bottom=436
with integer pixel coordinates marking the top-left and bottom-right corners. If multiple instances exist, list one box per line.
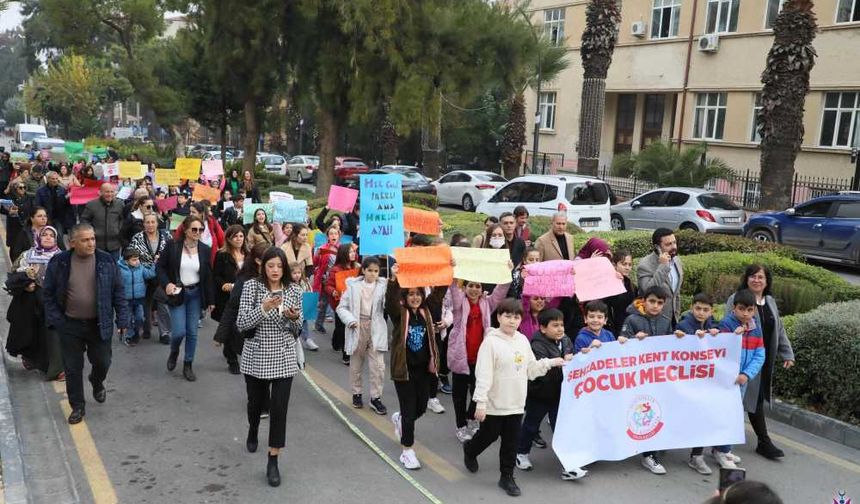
left=143, top=205, right=153, bottom=209
left=189, top=227, right=204, bottom=232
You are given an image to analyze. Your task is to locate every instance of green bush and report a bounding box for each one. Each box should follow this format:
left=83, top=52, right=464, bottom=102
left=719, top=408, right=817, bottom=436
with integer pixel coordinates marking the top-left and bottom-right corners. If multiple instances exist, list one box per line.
left=404, top=192, right=438, bottom=209
left=772, top=301, right=860, bottom=424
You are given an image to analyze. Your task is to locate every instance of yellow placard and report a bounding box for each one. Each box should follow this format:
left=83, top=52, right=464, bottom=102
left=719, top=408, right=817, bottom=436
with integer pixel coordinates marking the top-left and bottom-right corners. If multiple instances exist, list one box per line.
left=154, top=169, right=181, bottom=187
left=175, top=158, right=202, bottom=180
left=451, top=247, right=511, bottom=284
left=118, top=161, right=145, bottom=180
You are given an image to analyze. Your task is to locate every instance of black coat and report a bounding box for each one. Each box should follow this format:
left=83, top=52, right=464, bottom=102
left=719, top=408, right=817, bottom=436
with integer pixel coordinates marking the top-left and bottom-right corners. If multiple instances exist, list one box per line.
left=213, top=274, right=252, bottom=355
left=211, top=251, right=240, bottom=321
left=527, top=330, right=573, bottom=403
left=603, top=276, right=636, bottom=335
left=156, top=239, right=215, bottom=308
left=4, top=272, right=43, bottom=363
left=1, top=194, right=35, bottom=248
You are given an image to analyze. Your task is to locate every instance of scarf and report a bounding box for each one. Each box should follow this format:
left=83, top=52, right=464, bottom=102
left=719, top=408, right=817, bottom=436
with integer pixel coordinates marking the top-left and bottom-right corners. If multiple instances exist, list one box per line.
left=26, top=226, right=61, bottom=265
left=576, top=237, right=611, bottom=259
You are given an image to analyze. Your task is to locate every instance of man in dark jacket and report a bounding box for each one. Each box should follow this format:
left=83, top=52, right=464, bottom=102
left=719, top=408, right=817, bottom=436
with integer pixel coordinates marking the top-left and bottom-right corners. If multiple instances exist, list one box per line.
left=36, top=171, right=73, bottom=236
left=80, top=183, right=125, bottom=260
left=43, top=223, right=129, bottom=425
left=218, top=194, right=244, bottom=231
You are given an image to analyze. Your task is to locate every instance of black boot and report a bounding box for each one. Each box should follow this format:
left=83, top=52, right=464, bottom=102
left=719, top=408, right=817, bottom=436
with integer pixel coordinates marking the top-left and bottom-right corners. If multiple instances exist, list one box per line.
left=267, top=453, right=281, bottom=487
left=183, top=361, right=196, bottom=382
left=498, top=474, right=521, bottom=497
left=756, top=439, right=785, bottom=459
left=246, top=426, right=259, bottom=453
left=167, top=350, right=179, bottom=371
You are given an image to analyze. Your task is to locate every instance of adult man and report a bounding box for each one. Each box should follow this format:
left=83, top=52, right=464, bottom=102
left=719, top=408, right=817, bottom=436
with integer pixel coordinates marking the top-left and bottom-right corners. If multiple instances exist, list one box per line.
left=498, top=212, right=526, bottom=266
left=43, top=224, right=128, bottom=425
left=80, top=183, right=125, bottom=259
left=36, top=171, right=73, bottom=236
left=637, top=228, right=683, bottom=324
left=534, top=212, right=575, bottom=261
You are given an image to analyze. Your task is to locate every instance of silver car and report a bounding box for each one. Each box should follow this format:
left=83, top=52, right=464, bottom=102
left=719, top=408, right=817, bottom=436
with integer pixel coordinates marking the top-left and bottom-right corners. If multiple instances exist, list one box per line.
left=610, top=187, right=746, bottom=234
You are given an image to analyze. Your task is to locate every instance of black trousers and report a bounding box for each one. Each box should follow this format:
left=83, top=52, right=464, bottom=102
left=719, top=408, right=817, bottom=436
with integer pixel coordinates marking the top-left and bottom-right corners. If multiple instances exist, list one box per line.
left=394, top=370, right=430, bottom=447
left=223, top=344, right=239, bottom=366
left=59, top=319, right=112, bottom=412
left=332, top=315, right=345, bottom=352
left=464, top=413, right=522, bottom=477
left=245, top=375, right=293, bottom=449
left=748, top=392, right=771, bottom=443
left=452, top=364, right=477, bottom=428
left=428, top=331, right=449, bottom=399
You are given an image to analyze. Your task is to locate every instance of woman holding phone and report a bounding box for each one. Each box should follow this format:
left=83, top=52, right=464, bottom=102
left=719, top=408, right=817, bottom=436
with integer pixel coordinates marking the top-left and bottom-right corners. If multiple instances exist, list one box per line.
left=236, top=247, right=303, bottom=487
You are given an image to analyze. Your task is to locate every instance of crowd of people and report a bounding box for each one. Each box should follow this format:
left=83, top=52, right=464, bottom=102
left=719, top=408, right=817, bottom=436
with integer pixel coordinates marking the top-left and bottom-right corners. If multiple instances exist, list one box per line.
left=0, top=148, right=793, bottom=500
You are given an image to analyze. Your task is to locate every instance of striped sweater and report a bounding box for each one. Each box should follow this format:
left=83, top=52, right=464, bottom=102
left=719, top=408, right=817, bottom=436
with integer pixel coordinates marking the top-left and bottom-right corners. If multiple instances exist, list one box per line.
left=719, top=313, right=765, bottom=381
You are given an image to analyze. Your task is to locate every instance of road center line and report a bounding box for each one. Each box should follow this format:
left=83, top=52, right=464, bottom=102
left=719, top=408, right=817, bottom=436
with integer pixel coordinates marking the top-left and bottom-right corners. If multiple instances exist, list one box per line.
left=746, top=426, right=860, bottom=475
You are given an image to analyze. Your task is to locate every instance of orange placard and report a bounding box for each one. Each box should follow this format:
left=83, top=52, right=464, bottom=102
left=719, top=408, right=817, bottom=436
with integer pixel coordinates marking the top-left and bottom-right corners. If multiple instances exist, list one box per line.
left=403, top=207, right=441, bottom=235
left=192, top=184, right=221, bottom=204
left=393, top=245, right=453, bottom=288
left=335, top=268, right=360, bottom=293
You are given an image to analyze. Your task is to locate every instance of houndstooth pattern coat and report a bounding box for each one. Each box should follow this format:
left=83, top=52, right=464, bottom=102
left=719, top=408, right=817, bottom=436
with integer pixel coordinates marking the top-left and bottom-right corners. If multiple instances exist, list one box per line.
left=236, top=279, right=303, bottom=380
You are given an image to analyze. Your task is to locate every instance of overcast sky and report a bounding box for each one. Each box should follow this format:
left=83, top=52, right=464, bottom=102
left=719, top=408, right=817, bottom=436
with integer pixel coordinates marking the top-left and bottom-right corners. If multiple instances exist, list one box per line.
left=0, top=2, right=24, bottom=32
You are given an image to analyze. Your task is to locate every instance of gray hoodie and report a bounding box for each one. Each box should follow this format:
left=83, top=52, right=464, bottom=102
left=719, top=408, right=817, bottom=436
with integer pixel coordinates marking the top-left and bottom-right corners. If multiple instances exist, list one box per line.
left=619, top=301, right=673, bottom=338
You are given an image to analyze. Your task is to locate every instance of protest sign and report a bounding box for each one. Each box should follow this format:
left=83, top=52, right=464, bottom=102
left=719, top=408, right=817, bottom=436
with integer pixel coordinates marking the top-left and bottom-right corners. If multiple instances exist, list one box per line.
left=403, top=207, right=441, bottom=235
left=192, top=184, right=221, bottom=204
left=119, top=161, right=145, bottom=179
left=523, top=260, right=575, bottom=298
left=117, top=187, right=133, bottom=200
left=335, top=268, right=360, bottom=293
left=101, top=162, right=119, bottom=178
left=393, top=246, right=453, bottom=288
left=327, top=185, right=359, bottom=213
left=175, top=158, right=202, bottom=180
left=273, top=199, right=308, bottom=223
left=268, top=191, right=294, bottom=203
left=69, top=186, right=100, bottom=205
left=572, top=257, right=627, bottom=302
left=450, top=247, right=511, bottom=284
left=302, top=292, right=320, bottom=321
left=169, top=213, right=185, bottom=230
left=552, top=333, right=744, bottom=472
left=155, top=196, right=178, bottom=213
left=202, top=159, right=224, bottom=179
left=82, top=178, right=103, bottom=188
left=313, top=230, right=327, bottom=249
left=341, top=235, right=353, bottom=245
left=64, top=141, right=84, bottom=155
left=155, top=168, right=181, bottom=187
left=243, top=203, right=274, bottom=225
left=359, top=174, right=404, bottom=255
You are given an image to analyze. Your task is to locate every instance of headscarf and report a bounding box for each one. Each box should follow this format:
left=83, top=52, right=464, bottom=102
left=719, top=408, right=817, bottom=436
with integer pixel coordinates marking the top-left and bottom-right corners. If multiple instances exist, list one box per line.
left=576, top=237, right=611, bottom=260
left=26, top=226, right=61, bottom=265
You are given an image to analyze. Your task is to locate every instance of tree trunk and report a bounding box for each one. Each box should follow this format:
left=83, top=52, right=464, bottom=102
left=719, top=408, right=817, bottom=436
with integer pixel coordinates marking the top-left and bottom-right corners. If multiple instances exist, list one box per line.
left=242, top=98, right=258, bottom=177
left=170, top=124, right=185, bottom=159
left=577, top=77, right=607, bottom=176
left=220, top=107, right=228, bottom=173
left=316, top=107, right=338, bottom=197
left=422, top=149, right=445, bottom=180
left=759, top=145, right=797, bottom=210
left=501, top=92, right=526, bottom=180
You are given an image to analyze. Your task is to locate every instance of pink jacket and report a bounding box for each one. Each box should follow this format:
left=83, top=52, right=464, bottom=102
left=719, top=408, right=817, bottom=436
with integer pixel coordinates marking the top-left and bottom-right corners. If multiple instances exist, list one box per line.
left=519, top=296, right=560, bottom=340
left=446, top=281, right=510, bottom=375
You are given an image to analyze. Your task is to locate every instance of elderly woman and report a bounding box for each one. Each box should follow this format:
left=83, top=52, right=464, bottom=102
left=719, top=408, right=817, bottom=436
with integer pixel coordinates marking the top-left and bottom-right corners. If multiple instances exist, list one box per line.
left=10, top=206, right=52, bottom=264
left=121, top=195, right=156, bottom=247
left=1, top=180, right=36, bottom=251
left=130, top=212, right=173, bottom=344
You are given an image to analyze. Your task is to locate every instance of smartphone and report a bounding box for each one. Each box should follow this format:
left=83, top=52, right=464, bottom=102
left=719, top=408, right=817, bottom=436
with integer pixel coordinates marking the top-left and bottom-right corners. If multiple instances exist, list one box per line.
left=718, top=467, right=746, bottom=492
left=268, top=290, right=284, bottom=299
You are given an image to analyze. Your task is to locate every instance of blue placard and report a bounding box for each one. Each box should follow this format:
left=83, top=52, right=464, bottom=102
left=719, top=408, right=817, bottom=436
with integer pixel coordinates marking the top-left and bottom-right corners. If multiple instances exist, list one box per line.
left=314, top=230, right=327, bottom=248
left=341, top=235, right=353, bottom=245
left=302, top=291, right=319, bottom=321
left=359, top=174, right=404, bottom=255
left=273, top=200, right=308, bottom=223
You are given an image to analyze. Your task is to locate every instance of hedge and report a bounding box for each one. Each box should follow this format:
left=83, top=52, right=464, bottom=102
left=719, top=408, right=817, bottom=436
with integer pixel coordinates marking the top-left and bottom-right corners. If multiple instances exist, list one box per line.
left=772, top=301, right=860, bottom=424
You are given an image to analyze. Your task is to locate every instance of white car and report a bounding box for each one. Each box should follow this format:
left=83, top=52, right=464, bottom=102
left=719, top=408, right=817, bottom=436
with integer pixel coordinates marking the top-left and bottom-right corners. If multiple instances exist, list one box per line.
left=475, top=174, right=613, bottom=231
left=287, top=155, right=320, bottom=183
left=202, top=150, right=234, bottom=161
left=433, top=170, right=507, bottom=211
left=260, top=154, right=288, bottom=176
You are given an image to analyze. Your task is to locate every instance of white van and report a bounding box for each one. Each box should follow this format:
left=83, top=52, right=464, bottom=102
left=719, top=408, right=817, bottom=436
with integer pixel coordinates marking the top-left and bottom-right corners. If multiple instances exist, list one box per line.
left=475, top=174, right=613, bottom=231
left=13, top=124, right=48, bottom=151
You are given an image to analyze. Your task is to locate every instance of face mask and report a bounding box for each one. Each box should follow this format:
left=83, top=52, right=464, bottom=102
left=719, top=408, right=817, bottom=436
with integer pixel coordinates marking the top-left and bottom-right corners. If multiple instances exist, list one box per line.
left=489, top=237, right=505, bottom=249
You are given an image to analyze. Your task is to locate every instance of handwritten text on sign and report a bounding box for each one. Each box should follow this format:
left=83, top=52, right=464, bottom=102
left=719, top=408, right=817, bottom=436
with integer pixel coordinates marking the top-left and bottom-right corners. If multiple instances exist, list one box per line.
left=403, top=207, right=441, bottom=235
left=572, top=257, right=627, bottom=302
left=523, top=260, right=575, bottom=298
left=359, top=174, right=404, bottom=255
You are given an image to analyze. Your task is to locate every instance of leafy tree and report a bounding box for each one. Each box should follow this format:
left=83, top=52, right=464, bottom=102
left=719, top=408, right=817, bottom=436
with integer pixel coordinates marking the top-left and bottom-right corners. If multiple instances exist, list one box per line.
left=0, top=30, right=31, bottom=112
left=3, top=94, right=25, bottom=125
left=758, top=0, right=818, bottom=210
left=611, top=141, right=734, bottom=187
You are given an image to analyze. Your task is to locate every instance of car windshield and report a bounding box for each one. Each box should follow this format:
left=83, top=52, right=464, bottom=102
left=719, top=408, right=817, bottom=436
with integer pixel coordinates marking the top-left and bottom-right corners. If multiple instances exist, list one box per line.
left=305, top=156, right=319, bottom=163
left=399, top=171, right=426, bottom=181
left=565, top=182, right=609, bottom=205
left=698, top=193, right=740, bottom=210
left=21, top=132, right=46, bottom=142
left=474, top=173, right=506, bottom=182
left=267, top=156, right=285, bottom=164
left=342, top=160, right=365, bottom=167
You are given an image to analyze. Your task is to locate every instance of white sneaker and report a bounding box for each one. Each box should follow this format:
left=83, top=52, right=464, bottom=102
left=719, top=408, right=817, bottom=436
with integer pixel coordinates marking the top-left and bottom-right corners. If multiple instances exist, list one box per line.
left=455, top=426, right=473, bottom=443
left=400, top=448, right=421, bottom=470
left=712, top=448, right=742, bottom=464
left=467, top=419, right=480, bottom=436
left=515, top=454, right=533, bottom=471
left=688, top=455, right=713, bottom=475
left=713, top=451, right=737, bottom=469
left=303, top=338, right=319, bottom=351
left=561, top=467, right=588, bottom=480
left=641, top=455, right=667, bottom=475
left=392, top=412, right=402, bottom=440
left=427, top=398, right=445, bottom=414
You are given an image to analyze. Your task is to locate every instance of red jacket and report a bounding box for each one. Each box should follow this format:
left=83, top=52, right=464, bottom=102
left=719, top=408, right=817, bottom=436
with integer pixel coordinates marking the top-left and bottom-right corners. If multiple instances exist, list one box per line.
left=173, top=215, right=224, bottom=265
left=312, top=243, right=338, bottom=293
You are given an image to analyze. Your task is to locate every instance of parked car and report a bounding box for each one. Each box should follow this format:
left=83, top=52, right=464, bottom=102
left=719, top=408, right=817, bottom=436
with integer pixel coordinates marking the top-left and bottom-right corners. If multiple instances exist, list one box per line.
left=287, top=155, right=320, bottom=183
left=476, top=174, right=613, bottom=231
left=334, top=156, right=369, bottom=183
left=744, top=192, right=860, bottom=266
left=32, top=137, right=66, bottom=151
left=188, top=144, right=220, bottom=158
left=202, top=150, right=234, bottom=161
left=349, top=166, right=436, bottom=194
left=433, top=170, right=507, bottom=211
left=260, top=154, right=288, bottom=176
left=610, top=187, right=746, bottom=234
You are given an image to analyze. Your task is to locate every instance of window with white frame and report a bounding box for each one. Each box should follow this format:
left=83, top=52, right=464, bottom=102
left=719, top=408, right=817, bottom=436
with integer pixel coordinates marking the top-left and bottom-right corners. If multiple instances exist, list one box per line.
left=765, top=0, right=787, bottom=29
left=651, top=0, right=681, bottom=39
left=693, top=92, right=727, bottom=140
left=837, top=0, right=860, bottom=22
left=539, top=92, right=557, bottom=131
left=705, top=0, right=740, bottom=33
left=750, top=93, right=763, bottom=142
left=544, top=9, right=566, bottom=46
left=819, top=92, right=860, bottom=148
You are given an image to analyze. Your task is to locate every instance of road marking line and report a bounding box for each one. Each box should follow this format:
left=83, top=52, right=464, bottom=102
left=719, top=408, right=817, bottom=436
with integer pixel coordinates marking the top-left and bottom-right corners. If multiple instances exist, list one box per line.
left=745, top=426, right=860, bottom=474
left=52, top=381, right=118, bottom=504
left=302, top=367, right=447, bottom=504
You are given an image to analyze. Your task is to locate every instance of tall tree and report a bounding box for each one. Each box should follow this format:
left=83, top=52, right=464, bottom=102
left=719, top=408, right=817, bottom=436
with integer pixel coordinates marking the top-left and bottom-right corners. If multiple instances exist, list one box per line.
left=758, top=0, right=818, bottom=210
left=576, top=0, right=621, bottom=176
left=0, top=30, right=31, bottom=111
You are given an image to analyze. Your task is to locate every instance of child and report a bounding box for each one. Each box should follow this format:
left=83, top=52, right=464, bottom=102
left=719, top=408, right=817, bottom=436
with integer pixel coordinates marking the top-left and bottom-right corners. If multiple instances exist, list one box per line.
left=385, top=264, right=447, bottom=469
left=118, top=248, right=156, bottom=346
left=515, top=308, right=587, bottom=480
left=574, top=300, right=619, bottom=354
left=325, top=243, right=359, bottom=364
left=463, top=298, right=565, bottom=497
left=290, top=262, right=318, bottom=352
left=509, top=247, right=541, bottom=300
left=603, top=250, right=636, bottom=335
left=313, top=225, right=341, bottom=333
left=520, top=295, right=555, bottom=342
left=336, top=256, right=389, bottom=414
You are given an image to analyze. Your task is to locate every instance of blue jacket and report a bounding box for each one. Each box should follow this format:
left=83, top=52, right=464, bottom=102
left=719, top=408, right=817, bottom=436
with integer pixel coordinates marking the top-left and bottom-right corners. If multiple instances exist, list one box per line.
left=676, top=312, right=719, bottom=335
left=118, top=259, right=156, bottom=301
left=574, top=327, right=616, bottom=353
left=43, top=249, right=129, bottom=341
left=719, top=313, right=766, bottom=383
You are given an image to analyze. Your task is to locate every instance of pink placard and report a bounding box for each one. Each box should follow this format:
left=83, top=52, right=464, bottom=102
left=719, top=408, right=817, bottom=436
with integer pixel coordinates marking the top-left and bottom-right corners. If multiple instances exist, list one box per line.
left=523, top=260, right=576, bottom=298
left=327, top=185, right=359, bottom=213
left=69, top=186, right=100, bottom=205
left=202, top=159, right=224, bottom=180
left=155, top=195, right=178, bottom=213
left=571, top=257, right=627, bottom=302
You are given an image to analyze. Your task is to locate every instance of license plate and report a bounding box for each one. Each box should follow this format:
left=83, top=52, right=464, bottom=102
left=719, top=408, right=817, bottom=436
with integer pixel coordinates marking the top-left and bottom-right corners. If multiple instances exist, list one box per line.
left=579, top=219, right=599, bottom=228
left=723, top=217, right=741, bottom=223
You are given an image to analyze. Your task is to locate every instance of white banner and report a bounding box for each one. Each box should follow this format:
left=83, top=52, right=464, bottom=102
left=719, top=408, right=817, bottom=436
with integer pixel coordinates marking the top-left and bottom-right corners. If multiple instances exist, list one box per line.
left=553, top=333, right=745, bottom=471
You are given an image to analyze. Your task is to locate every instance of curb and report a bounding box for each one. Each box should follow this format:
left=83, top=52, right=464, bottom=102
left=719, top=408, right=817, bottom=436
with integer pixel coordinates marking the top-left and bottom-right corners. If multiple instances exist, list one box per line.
left=767, top=399, right=860, bottom=451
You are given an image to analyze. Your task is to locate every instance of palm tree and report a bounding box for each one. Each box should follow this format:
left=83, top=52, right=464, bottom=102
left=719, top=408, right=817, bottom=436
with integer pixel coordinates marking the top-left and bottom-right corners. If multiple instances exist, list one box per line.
left=576, top=0, right=621, bottom=177
left=612, top=141, right=734, bottom=187
left=758, top=0, right=817, bottom=210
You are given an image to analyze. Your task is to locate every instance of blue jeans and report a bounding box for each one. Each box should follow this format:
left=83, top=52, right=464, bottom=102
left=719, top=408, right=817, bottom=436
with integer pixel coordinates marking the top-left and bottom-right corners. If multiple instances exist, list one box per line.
left=301, top=319, right=310, bottom=341
left=517, top=396, right=558, bottom=455
left=128, top=298, right=145, bottom=339
left=169, top=285, right=202, bottom=363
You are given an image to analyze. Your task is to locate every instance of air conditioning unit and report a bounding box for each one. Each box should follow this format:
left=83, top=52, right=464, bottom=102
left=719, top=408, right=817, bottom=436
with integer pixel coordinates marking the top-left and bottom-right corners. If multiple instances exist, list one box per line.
left=698, top=34, right=720, bottom=52
left=631, top=21, right=647, bottom=37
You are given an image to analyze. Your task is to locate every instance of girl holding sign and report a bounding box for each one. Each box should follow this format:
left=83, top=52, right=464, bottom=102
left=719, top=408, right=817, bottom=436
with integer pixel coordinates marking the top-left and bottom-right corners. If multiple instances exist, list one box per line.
left=246, top=208, right=274, bottom=249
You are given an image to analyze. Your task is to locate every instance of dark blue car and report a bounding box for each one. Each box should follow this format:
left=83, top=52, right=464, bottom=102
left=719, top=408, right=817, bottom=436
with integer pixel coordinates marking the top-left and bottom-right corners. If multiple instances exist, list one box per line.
left=744, top=192, right=860, bottom=266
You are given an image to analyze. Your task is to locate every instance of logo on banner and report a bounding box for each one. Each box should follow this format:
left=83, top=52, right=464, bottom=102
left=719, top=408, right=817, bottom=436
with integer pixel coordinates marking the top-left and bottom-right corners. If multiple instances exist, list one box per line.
left=833, top=490, right=852, bottom=504
left=626, top=395, right=664, bottom=441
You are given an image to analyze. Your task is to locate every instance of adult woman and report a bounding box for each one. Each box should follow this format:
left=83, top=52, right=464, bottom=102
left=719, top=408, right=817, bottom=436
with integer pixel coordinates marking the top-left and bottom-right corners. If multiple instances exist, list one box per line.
left=58, top=164, right=77, bottom=189
left=130, top=213, right=172, bottom=343
left=281, top=223, right=313, bottom=279
left=726, top=265, right=795, bottom=460
left=173, top=202, right=225, bottom=265
left=78, top=165, right=97, bottom=184
left=236, top=247, right=303, bottom=487
left=472, top=216, right=498, bottom=248
left=602, top=249, right=637, bottom=335
left=212, top=225, right=246, bottom=374
left=224, top=169, right=241, bottom=197
left=242, top=170, right=261, bottom=203
left=246, top=208, right=274, bottom=249
left=1, top=181, right=35, bottom=251
left=11, top=206, right=50, bottom=264
left=157, top=215, right=216, bottom=382
left=6, top=226, right=64, bottom=380
left=122, top=195, right=156, bottom=247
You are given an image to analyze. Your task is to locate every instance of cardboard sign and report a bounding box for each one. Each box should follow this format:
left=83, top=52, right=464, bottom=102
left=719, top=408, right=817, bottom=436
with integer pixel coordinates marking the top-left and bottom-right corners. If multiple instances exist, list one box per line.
left=403, top=207, right=441, bottom=235
left=155, top=169, right=181, bottom=187
left=101, top=162, right=119, bottom=178
left=335, top=268, right=360, bottom=293
left=523, top=260, right=576, bottom=298
left=202, top=159, right=224, bottom=179
left=393, top=246, right=453, bottom=288
left=119, top=161, right=145, bottom=179
left=192, top=184, right=221, bottom=204
left=359, top=174, right=404, bottom=255
left=451, top=247, right=511, bottom=284
left=69, top=186, right=100, bottom=205
left=175, top=158, right=202, bottom=180
left=302, top=292, right=320, bottom=321
left=327, top=185, right=359, bottom=213
left=572, top=257, right=627, bottom=302
left=155, top=196, right=178, bottom=213
left=169, top=213, right=185, bottom=230
left=273, top=199, right=308, bottom=223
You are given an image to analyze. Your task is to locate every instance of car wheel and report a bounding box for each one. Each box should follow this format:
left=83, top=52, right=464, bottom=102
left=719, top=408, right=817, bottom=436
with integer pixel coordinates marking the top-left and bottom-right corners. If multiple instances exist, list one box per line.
left=747, top=228, right=775, bottom=242
left=462, top=194, right=475, bottom=212
left=610, top=214, right=625, bottom=231
left=679, top=222, right=699, bottom=232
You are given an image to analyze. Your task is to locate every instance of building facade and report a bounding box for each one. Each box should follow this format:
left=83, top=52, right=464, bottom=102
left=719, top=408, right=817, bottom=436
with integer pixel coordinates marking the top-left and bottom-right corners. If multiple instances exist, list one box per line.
left=524, top=0, right=860, bottom=179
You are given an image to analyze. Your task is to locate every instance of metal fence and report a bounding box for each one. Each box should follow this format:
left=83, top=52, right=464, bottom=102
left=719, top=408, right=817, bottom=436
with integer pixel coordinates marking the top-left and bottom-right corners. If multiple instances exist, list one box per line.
left=523, top=152, right=565, bottom=175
